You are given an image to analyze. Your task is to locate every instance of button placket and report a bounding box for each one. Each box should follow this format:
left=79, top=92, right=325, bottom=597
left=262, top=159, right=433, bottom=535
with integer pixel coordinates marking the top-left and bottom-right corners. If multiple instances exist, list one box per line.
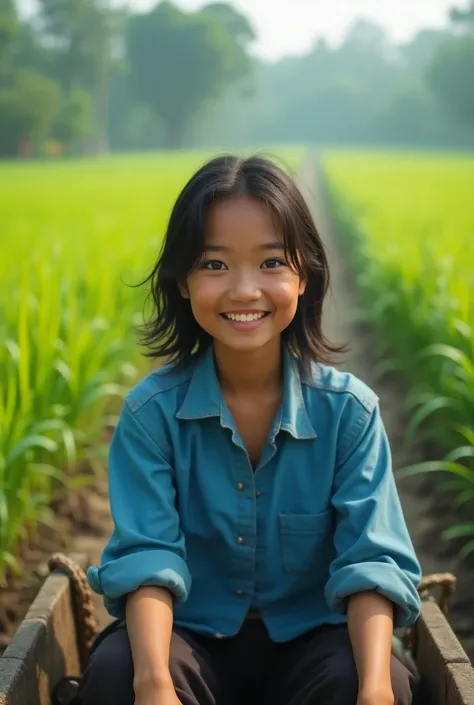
left=233, top=462, right=257, bottom=608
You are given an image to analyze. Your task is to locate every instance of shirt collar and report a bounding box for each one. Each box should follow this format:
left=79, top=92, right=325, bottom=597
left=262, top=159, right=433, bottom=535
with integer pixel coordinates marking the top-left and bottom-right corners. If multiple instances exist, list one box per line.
left=176, top=343, right=317, bottom=440
left=176, top=345, right=222, bottom=421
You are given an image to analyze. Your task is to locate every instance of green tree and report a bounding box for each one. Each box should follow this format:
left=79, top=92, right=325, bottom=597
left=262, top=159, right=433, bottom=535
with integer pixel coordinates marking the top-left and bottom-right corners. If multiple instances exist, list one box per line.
left=401, top=29, right=451, bottom=70
left=450, top=0, right=474, bottom=29
left=36, top=0, right=106, bottom=90
left=0, top=0, right=19, bottom=76
left=426, top=1, right=474, bottom=129
left=53, top=88, right=95, bottom=151
left=35, top=0, right=116, bottom=148
left=374, top=78, right=439, bottom=144
left=200, top=2, right=255, bottom=49
left=126, top=1, right=254, bottom=148
left=427, top=36, right=474, bottom=128
left=0, top=67, right=61, bottom=156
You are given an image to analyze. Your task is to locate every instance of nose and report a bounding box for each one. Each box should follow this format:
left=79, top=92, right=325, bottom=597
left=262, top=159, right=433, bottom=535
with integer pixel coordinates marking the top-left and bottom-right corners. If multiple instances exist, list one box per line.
left=228, top=270, right=262, bottom=302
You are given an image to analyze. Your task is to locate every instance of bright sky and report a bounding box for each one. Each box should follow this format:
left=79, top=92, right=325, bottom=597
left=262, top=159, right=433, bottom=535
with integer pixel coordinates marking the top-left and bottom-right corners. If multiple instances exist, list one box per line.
left=126, top=0, right=455, bottom=59
left=18, top=0, right=456, bottom=60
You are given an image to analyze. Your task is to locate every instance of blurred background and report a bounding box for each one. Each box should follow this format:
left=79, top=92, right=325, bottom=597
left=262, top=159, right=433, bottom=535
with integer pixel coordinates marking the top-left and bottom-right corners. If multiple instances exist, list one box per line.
left=1, top=0, right=474, bottom=661
left=2, top=0, right=474, bottom=154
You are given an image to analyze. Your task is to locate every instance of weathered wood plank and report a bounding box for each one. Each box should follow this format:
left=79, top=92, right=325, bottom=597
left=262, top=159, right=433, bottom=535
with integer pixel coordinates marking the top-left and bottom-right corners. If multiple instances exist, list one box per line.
left=0, top=553, right=87, bottom=705
left=415, top=601, right=472, bottom=705
left=446, top=663, right=474, bottom=705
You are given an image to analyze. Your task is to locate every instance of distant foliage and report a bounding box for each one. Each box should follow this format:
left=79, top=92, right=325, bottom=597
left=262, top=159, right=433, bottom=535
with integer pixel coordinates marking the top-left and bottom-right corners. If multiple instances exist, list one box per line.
left=1, top=0, right=474, bottom=155
left=126, top=1, right=254, bottom=148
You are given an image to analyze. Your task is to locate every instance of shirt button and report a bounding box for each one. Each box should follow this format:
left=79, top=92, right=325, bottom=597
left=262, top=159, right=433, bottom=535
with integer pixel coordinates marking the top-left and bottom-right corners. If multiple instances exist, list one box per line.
left=237, top=536, right=244, bottom=545
left=256, top=491, right=262, bottom=498
left=237, top=483, right=245, bottom=491
left=235, top=589, right=244, bottom=596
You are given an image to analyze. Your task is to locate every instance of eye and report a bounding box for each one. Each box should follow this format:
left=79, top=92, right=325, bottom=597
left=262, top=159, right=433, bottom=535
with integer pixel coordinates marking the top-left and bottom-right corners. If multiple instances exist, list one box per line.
left=261, top=258, right=285, bottom=269
left=201, top=259, right=228, bottom=271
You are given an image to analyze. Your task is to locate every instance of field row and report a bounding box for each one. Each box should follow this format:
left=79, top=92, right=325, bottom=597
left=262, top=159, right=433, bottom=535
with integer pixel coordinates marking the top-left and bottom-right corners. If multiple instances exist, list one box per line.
left=322, top=151, right=474, bottom=555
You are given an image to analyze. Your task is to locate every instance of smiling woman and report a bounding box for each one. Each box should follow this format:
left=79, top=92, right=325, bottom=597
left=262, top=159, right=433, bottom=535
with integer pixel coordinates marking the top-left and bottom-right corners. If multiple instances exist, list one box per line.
left=180, top=196, right=306, bottom=354
left=138, top=154, right=340, bottom=372
left=75, top=153, right=423, bottom=705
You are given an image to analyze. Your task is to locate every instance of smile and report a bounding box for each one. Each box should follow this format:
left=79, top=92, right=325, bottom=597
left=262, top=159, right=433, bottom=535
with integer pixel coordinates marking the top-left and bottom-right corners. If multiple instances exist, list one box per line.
left=221, top=312, right=269, bottom=322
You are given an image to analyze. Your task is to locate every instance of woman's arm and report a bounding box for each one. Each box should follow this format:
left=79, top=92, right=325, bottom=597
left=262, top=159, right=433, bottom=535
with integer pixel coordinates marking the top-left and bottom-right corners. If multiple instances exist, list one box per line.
left=87, top=400, right=190, bottom=703
left=325, top=401, right=421, bottom=628
left=126, top=585, right=175, bottom=695
left=348, top=590, right=395, bottom=705
left=86, top=402, right=191, bottom=619
left=325, top=398, right=421, bottom=703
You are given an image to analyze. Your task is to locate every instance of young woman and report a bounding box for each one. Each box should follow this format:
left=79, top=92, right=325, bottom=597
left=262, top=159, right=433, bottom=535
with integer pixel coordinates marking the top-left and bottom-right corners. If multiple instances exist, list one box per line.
left=77, top=154, right=421, bottom=705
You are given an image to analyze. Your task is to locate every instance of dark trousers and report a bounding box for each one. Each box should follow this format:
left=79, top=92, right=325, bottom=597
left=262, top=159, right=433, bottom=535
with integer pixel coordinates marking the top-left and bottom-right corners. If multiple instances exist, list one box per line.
left=77, top=618, right=417, bottom=705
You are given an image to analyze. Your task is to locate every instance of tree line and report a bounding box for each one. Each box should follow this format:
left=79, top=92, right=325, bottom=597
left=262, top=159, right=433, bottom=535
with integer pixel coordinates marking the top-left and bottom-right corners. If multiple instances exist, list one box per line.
left=0, top=0, right=473, bottom=157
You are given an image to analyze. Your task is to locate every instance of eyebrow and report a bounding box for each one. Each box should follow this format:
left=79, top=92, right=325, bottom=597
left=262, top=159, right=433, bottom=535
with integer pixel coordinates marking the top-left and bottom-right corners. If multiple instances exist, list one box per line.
left=204, top=242, right=285, bottom=252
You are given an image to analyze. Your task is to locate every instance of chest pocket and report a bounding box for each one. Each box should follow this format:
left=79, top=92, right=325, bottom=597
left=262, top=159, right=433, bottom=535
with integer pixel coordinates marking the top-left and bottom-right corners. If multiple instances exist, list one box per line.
left=279, top=511, right=333, bottom=574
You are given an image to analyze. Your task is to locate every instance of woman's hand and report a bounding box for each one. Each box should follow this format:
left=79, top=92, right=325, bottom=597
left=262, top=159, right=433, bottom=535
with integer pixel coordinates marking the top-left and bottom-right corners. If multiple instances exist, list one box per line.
left=357, top=685, right=395, bottom=705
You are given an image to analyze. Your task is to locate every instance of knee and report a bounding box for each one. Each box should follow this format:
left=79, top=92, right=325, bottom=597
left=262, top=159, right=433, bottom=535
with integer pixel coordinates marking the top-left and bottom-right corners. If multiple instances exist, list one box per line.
left=313, top=650, right=359, bottom=702
left=315, top=652, right=414, bottom=705
left=78, top=628, right=135, bottom=705
left=329, top=654, right=358, bottom=697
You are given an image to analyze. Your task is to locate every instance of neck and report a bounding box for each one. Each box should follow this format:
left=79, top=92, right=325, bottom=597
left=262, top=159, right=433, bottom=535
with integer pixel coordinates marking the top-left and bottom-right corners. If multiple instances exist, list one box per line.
left=213, top=338, right=283, bottom=396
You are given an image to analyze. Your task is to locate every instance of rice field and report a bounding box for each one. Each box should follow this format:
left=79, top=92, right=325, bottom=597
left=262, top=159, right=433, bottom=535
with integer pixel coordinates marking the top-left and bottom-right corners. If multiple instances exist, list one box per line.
left=5, top=145, right=471, bottom=585
left=322, top=150, right=474, bottom=555
left=0, top=147, right=305, bottom=584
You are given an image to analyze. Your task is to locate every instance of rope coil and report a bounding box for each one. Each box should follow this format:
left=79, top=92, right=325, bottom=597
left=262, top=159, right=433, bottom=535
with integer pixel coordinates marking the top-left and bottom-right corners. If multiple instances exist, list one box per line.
left=417, top=572, right=456, bottom=615
left=48, top=553, right=100, bottom=670
left=402, top=571, right=457, bottom=651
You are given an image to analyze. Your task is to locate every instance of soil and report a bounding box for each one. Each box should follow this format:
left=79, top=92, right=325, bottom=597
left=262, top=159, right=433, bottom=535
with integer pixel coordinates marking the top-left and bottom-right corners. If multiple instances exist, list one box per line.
left=1, top=154, right=473, bottom=663
left=0, top=470, right=114, bottom=656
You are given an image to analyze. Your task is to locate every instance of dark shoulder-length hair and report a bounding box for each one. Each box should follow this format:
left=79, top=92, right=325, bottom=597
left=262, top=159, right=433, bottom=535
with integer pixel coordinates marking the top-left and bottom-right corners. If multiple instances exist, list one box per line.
left=136, top=153, right=346, bottom=372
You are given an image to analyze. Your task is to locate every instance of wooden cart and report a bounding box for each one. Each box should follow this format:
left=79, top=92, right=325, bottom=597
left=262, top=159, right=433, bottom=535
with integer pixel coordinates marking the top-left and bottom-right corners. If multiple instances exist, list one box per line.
left=0, top=554, right=473, bottom=705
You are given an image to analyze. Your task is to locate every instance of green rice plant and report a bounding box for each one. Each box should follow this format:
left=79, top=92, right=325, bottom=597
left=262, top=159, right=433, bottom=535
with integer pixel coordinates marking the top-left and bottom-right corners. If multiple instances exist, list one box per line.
left=0, top=147, right=306, bottom=584
left=0, top=151, right=211, bottom=582
left=322, top=150, right=474, bottom=556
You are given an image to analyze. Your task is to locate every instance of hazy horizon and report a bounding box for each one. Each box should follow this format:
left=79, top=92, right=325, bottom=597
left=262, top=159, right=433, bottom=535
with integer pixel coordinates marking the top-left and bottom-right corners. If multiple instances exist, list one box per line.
left=17, top=0, right=457, bottom=60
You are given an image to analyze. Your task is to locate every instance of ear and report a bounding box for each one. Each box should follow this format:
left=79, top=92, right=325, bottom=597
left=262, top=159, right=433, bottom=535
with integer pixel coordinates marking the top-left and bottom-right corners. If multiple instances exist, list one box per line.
left=178, top=280, right=190, bottom=299
left=298, top=277, right=307, bottom=296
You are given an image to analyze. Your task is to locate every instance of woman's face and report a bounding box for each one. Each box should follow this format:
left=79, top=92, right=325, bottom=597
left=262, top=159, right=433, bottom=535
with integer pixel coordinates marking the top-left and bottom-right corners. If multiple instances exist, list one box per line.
left=181, top=195, right=306, bottom=355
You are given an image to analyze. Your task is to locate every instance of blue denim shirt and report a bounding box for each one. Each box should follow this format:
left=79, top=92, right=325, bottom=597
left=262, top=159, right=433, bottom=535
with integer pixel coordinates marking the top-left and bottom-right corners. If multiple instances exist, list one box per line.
left=87, top=344, right=421, bottom=641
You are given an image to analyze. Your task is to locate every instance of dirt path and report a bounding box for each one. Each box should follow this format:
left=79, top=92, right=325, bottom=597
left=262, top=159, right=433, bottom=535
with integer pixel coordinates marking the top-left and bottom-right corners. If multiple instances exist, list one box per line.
left=299, top=155, right=474, bottom=661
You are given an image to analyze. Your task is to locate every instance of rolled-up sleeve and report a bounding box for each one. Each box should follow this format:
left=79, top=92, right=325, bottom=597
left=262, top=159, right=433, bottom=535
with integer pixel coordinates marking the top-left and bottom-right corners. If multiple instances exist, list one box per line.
left=325, top=401, right=421, bottom=628
left=87, top=401, right=191, bottom=619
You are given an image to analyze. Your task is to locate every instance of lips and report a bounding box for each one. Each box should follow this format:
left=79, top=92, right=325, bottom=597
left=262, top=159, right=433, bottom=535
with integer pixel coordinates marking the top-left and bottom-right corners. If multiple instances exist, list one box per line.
left=221, top=311, right=269, bottom=322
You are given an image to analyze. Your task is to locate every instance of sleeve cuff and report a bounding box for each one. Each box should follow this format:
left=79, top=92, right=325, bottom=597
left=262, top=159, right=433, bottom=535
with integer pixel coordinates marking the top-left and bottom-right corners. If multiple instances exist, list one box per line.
left=325, top=562, right=421, bottom=628
left=87, top=549, right=192, bottom=619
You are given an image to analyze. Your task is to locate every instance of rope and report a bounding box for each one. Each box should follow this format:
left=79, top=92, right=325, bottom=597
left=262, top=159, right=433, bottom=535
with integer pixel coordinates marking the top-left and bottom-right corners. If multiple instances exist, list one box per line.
left=48, top=553, right=100, bottom=671
left=402, top=572, right=457, bottom=652
left=417, top=572, right=457, bottom=615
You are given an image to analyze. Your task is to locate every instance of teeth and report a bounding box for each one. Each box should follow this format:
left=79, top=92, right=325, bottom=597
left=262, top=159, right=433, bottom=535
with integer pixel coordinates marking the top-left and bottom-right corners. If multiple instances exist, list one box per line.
left=225, top=312, right=266, bottom=322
